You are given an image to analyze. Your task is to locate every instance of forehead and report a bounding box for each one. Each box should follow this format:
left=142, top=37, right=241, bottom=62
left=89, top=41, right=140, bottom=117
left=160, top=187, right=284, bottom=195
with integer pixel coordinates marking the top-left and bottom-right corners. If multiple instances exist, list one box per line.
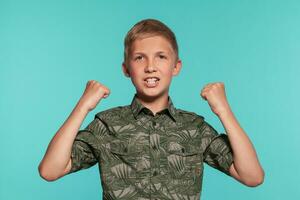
left=131, top=35, right=174, bottom=54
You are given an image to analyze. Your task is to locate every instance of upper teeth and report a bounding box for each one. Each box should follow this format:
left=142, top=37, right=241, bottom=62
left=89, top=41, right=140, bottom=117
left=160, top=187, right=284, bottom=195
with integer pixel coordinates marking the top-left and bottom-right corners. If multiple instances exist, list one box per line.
left=145, top=78, right=158, bottom=82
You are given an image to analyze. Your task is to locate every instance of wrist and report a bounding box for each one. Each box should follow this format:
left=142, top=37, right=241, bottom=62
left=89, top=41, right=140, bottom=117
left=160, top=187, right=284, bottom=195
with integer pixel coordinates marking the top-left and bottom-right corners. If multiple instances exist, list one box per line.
left=215, top=102, right=233, bottom=117
left=75, top=100, right=90, bottom=114
left=217, top=107, right=234, bottom=119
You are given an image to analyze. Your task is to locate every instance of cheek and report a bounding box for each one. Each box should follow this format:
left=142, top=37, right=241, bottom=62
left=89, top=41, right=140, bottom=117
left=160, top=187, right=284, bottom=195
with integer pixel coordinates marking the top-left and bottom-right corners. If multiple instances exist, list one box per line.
left=161, top=67, right=175, bottom=78
left=129, top=70, right=143, bottom=84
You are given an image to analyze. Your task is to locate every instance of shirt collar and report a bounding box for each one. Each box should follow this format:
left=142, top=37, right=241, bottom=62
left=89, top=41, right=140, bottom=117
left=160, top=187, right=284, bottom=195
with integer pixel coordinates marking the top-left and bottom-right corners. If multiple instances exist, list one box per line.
left=130, top=93, right=178, bottom=122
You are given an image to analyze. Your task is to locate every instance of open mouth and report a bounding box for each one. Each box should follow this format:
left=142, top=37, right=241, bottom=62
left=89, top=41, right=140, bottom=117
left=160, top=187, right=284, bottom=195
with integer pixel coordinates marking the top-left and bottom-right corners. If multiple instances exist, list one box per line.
left=144, top=77, right=160, bottom=88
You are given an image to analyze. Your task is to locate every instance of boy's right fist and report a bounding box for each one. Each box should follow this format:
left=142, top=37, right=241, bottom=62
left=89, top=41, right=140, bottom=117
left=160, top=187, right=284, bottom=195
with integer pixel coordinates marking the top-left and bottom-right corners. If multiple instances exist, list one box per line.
left=79, top=80, right=110, bottom=111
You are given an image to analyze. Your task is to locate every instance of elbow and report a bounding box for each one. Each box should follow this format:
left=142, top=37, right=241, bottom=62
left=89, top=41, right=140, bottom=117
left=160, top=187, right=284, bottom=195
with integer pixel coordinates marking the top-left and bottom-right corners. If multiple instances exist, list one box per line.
left=38, top=164, right=60, bottom=182
left=243, top=170, right=265, bottom=187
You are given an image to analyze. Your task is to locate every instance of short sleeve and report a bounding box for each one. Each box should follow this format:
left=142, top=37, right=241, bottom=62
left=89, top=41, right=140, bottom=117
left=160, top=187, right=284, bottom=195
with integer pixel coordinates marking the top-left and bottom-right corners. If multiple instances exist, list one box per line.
left=67, top=117, right=101, bottom=174
left=201, top=121, right=234, bottom=176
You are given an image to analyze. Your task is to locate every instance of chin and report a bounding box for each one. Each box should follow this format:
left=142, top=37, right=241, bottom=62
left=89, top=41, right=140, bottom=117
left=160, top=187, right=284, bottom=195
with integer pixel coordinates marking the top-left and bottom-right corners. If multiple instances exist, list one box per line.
left=138, top=89, right=167, bottom=100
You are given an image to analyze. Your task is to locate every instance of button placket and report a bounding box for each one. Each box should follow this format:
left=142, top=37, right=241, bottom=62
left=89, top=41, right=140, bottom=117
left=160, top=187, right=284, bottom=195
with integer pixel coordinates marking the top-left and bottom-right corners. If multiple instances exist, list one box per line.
left=149, top=116, right=159, bottom=199
left=152, top=120, right=156, bottom=127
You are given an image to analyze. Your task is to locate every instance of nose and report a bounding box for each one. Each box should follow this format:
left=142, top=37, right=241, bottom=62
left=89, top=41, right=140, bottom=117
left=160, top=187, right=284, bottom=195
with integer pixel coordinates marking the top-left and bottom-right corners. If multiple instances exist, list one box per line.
left=145, top=59, right=157, bottom=73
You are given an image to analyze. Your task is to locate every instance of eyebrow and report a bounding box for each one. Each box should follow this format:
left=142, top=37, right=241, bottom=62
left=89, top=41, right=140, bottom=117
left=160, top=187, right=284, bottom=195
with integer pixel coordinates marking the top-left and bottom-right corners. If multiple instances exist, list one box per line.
left=132, top=52, right=145, bottom=55
left=132, top=51, right=168, bottom=55
left=156, top=51, right=168, bottom=54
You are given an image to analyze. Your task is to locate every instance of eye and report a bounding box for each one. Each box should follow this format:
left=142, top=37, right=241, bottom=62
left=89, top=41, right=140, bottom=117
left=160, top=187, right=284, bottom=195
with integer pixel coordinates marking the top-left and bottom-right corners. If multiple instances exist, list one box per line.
left=134, top=55, right=143, bottom=61
left=159, top=55, right=167, bottom=59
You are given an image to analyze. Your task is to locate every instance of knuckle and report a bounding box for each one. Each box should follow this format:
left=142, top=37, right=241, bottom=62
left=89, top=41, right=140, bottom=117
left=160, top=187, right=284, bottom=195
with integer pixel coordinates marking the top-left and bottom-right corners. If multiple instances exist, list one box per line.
left=98, top=85, right=104, bottom=90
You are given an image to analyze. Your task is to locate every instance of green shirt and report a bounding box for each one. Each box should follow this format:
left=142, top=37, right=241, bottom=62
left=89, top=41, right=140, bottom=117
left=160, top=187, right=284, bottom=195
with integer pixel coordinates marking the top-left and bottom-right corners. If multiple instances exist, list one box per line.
left=68, top=94, right=233, bottom=200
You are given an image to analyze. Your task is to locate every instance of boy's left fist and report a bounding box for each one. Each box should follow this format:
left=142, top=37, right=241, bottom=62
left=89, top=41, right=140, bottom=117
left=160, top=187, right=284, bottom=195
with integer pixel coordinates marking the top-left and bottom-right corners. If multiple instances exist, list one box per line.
left=200, top=82, right=231, bottom=116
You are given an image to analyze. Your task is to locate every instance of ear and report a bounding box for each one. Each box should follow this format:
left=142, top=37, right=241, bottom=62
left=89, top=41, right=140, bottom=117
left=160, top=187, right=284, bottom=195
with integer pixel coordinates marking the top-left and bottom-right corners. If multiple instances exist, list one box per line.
left=122, top=62, right=131, bottom=77
left=172, top=59, right=182, bottom=76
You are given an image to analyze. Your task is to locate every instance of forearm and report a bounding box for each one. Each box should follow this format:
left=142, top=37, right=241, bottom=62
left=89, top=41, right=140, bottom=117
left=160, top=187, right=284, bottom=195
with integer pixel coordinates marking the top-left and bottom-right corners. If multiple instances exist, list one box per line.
left=218, top=108, right=264, bottom=183
left=38, top=100, right=89, bottom=180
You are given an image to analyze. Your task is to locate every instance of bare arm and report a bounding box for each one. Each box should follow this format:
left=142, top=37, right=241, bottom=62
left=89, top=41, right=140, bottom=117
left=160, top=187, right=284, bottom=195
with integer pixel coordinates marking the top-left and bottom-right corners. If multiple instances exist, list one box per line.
left=38, top=101, right=89, bottom=181
left=201, top=82, right=264, bottom=187
left=38, top=80, right=110, bottom=181
left=218, top=108, right=264, bottom=187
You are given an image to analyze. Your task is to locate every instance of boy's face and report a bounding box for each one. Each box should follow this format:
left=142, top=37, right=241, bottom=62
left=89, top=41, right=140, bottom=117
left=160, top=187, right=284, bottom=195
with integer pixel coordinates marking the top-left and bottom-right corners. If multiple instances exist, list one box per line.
left=122, top=35, right=182, bottom=101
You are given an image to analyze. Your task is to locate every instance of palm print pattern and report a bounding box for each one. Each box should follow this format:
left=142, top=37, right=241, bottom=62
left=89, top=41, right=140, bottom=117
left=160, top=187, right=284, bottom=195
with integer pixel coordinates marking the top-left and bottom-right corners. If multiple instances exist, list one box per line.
left=68, top=94, right=233, bottom=200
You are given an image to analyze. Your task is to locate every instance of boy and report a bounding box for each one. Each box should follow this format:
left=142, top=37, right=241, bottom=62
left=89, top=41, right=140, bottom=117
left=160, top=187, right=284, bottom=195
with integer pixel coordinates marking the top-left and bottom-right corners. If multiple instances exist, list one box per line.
left=39, top=19, right=264, bottom=199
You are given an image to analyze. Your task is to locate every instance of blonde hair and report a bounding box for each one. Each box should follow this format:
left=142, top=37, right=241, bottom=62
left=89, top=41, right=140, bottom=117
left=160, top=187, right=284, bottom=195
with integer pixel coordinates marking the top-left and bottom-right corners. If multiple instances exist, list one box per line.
left=123, top=19, right=179, bottom=66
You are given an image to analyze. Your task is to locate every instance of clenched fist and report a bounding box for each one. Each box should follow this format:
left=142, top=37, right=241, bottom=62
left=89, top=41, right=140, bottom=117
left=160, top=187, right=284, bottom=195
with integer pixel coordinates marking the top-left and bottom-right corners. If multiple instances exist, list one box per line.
left=79, top=80, right=110, bottom=112
left=200, top=82, right=231, bottom=116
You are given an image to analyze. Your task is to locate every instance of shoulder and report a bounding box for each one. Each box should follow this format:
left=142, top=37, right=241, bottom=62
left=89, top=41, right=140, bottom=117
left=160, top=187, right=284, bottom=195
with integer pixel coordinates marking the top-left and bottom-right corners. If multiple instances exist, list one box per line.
left=95, top=105, right=131, bottom=122
left=175, top=108, right=205, bottom=125
left=175, top=109, right=220, bottom=138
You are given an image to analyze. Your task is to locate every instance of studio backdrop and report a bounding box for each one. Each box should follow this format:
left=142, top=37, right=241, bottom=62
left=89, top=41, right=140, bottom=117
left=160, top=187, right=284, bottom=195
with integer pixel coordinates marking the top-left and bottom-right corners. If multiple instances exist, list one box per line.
left=0, top=0, right=299, bottom=199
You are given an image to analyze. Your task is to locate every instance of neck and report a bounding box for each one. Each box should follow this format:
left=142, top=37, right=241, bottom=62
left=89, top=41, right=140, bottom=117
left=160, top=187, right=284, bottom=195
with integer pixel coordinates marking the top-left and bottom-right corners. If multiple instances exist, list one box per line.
left=136, top=93, right=169, bottom=115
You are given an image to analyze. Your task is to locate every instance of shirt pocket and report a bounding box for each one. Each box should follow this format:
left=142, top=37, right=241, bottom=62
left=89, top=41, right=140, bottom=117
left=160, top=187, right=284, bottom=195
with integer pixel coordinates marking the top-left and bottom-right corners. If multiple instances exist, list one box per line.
left=109, top=140, right=144, bottom=158
left=163, top=149, right=203, bottom=196
left=108, top=140, right=143, bottom=179
left=166, top=149, right=203, bottom=179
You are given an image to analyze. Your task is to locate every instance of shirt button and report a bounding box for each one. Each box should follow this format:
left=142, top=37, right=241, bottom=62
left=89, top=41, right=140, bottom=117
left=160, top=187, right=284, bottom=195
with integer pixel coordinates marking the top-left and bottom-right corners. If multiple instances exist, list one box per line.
left=152, top=121, right=156, bottom=126
left=153, top=170, right=158, bottom=176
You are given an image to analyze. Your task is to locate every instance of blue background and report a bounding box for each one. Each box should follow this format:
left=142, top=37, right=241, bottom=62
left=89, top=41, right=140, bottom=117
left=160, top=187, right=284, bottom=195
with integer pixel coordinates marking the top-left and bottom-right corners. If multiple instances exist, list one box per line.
left=1, top=0, right=299, bottom=199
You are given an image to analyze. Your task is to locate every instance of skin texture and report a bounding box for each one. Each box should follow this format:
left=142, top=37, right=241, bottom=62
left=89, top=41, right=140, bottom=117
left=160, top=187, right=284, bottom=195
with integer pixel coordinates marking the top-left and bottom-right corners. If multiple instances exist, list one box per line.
left=201, top=82, right=265, bottom=186
left=122, top=35, right=182, bottom=115
left=38, top=80, right=110, bottom=181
